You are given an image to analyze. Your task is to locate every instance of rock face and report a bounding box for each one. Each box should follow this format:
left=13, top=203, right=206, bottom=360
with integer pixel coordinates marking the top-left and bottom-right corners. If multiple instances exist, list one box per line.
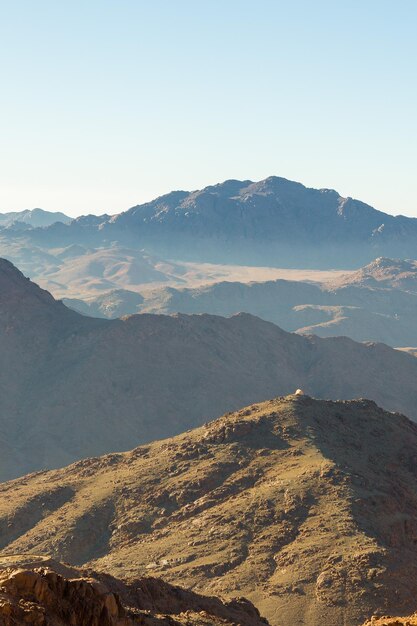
left=0, top=556, right=267, bottom=625
left=3, top=396, right=417, bottom=625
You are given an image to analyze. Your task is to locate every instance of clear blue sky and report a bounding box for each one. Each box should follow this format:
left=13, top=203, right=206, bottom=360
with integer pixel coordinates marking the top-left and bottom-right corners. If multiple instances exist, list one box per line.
left=1, top=0, right=416, bottom=217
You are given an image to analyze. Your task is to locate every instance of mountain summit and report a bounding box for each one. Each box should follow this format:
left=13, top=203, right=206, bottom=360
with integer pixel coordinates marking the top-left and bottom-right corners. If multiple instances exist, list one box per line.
left=3, top=395, right=417, bottom=625
left=18, top=176, right=417, bottom=267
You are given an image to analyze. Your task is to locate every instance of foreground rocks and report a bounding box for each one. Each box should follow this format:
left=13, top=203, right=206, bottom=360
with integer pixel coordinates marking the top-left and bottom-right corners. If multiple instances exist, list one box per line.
left=363, top=616, right=417, bottom=625
left=0, top=555, right=268, bottom=626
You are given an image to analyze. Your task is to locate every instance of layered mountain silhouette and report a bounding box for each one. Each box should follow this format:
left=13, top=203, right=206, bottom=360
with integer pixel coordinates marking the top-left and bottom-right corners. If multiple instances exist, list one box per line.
left=3, top=395, right=417, bottom=625
left=0, top=208, right=70, bottom=229
left=2, top=257, right=417, bottom=481
left=0, top=556, right=267, bottom=625
left=65, top=257, right=417, bottom=348
left=8, top=176, right=417, bottom=267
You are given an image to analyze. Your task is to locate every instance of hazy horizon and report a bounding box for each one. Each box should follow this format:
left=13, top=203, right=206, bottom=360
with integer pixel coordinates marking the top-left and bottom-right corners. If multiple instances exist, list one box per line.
left=1, top=0, right=417, bottom=218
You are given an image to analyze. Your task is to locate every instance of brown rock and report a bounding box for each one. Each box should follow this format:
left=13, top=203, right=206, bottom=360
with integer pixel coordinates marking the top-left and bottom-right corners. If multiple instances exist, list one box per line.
left=0, top=556, right=268, bottom=626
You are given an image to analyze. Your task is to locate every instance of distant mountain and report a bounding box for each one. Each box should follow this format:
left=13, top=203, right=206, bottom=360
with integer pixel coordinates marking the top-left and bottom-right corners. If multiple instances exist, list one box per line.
left=332, top=256, right=417, bottom=292
left=64, top=288, right=145, bottom=317
left=0, top=208, right=71, bottom=229
left=106, top=177, right=417, bottom=265
left=0, top=241, right=187, bottom=300
left=65, top=258, right=417, bottom=347
left=21, top=176, right=417, bottom=267
left=4, top=395, right=417, bottom=625
left=2, top=258, right=417, bottom=481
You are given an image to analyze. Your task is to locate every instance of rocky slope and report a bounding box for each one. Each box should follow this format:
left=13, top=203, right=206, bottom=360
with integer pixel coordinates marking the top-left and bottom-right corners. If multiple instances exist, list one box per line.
left=2, top=258, right=417, bottom=481
left=0, top=555, right=267, bottom=625
left=3, top=395, right=417, bottom=625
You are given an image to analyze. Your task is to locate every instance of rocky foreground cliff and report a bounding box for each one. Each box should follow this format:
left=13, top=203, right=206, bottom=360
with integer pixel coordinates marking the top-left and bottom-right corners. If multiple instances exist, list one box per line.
left=0, top=555, right=267, bottom=626
left=3, top=395, right=417, bottom=625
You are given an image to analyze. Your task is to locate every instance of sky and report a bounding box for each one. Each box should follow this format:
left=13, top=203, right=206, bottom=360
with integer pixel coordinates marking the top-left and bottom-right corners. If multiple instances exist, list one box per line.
left=0, top=0, right=416, bottom=218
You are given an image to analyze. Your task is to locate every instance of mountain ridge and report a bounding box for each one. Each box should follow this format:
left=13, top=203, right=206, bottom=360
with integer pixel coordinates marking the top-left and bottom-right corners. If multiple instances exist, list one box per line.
left=9, top=176, right=417, bottom=267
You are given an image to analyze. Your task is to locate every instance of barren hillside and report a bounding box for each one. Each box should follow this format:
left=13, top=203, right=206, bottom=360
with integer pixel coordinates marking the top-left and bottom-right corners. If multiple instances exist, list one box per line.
left=3, top=396, right=417, bottom=625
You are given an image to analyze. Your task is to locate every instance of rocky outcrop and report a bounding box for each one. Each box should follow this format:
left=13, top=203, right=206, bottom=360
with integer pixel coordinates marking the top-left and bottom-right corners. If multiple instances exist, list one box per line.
left=363, top=615, right=417, bottom=625
left=0, top=556, right=268, bottom=625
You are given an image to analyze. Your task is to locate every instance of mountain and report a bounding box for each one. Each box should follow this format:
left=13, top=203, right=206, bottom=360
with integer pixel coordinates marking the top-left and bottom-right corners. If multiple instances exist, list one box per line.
left=2, top=257, right=417, bottom=482
left=331, top=256, right=417, bottom=292
left=65, top=258, right=417, bottom=347
left=0, top=242, right=187, bottom=300
left=64, top=288, right=146, bottom=317
left=20, top=177, right=417, bottom=267
left=0, top=208, right=71, bottom=229
left=0, top=556, right=267, bottom=626
left=3, top=395, right=417, bottom=625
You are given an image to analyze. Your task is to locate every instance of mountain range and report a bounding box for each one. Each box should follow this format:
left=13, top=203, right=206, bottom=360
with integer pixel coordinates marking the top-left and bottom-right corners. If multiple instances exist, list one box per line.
left=3, top=395, right=417, bottom=625
left=2, top=176, right=417, bottom=268
left=1, top=178, right=416, bottom=349
left=3, top=258, right=417, bottom=482
left=63, top=257, right=417, bottom=348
